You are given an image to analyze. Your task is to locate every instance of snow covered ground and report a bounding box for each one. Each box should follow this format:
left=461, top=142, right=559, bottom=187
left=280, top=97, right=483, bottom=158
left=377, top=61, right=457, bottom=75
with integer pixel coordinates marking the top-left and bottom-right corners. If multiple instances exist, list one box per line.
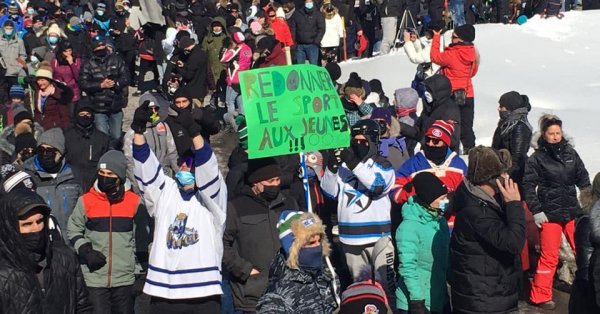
left=339, top=10, right=600, bottom=177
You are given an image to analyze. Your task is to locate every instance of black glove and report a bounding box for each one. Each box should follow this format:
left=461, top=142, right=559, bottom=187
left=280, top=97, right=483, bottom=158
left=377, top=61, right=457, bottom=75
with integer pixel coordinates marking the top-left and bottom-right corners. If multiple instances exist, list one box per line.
left=131, top=100, right=152, bottom=134
left=132, top=274, right=146, bottom=297
left=326, top=149, right=342, bottom=173
left=78, top=243, right=107, bottom=272
left=409, top=300, right=429, bottom=314
left=175, top=107, right=202, bottom=138
left=340, top=147, right=360, bottom=170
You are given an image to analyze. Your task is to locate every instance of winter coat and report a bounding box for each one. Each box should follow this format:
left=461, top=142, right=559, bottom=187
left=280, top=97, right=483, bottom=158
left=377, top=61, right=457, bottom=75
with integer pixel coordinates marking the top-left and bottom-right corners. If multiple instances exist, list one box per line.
left=123, top=122, right=179, bottom=192
left=522, top=137, right=590, bottom=222
left=179, top=45, right=210, bottom=100
left=201, top=17, right=229, bottom=82
left=24, top=158, right=83, bottom=236
left=399, top=75, right=461, bottom=152
left=491, top=109, right=532, bottom=185
left=403, top=36, right=442, bottom=77
left=79, top=52, right=129, bottom=114
left=51, top=58, right=81, bottom=102
left=289, top=6, right=326, bottom=45
left=256, top=251, right=339, bottom=314
left=0, top=122, right=44, bottom=165
left=430, top=33, right=479, bottom=98
left=221, top=42, right=252, bottom=86
left=320, top=13, right=344, bottom=48
left=270, top=17, right=294, bottom=47
left=22, top=29, right=42, bottom=56
left=64, top=27, right=87, bottom=57
left=67, top=184, right=140, bottom=288
left=64, top=125, right=111, bottom=192
left=450, top=180, right=525, bottom=314
left=0, top=33, right=26, bottom=76
left=583, top=0, right=600, bottom=10
left=396, top=197, right=449, bottom=312
left=29, top=80, right=73, bottom=130
left=223, top=187, right=300, bottom=312
left=41, top=241, right=93, bottom=314
left=259, top=41, right=287, bottom=67
left=0, top=258, right=43, bottom=314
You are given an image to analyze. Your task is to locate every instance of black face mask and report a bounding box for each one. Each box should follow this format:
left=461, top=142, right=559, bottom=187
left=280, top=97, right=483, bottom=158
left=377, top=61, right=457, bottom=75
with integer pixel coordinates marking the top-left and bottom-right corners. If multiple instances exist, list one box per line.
left=93, top=48, right=108, bottom=58
left=98, top=175, right=124, bottom=202
left=22, top=229, right=48, bottom=255
left=38, top=151, right=63, bottom=173
left=351, top=139, right=370, bottom=160
left=261, top=185, right=280, bottom=202
left=75, top=114, right=94, bottom=129
left=423, top=145, right=448, bottom=165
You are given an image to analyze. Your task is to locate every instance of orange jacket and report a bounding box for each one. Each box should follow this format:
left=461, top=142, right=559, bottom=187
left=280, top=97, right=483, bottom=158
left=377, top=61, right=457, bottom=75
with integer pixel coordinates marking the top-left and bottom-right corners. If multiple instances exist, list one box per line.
left=270, top=18, right=294, bottom=47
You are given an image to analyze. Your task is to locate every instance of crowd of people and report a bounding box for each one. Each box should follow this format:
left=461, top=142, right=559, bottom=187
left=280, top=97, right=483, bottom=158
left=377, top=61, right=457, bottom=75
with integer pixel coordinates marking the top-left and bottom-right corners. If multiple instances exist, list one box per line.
left=0, top=0, right=599, bottom=314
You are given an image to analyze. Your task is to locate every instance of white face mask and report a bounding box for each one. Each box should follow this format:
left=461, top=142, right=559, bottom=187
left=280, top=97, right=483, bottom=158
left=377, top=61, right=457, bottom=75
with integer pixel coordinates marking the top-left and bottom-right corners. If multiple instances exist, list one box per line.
left=424, top=91, right=433, bottom=103
left=30, top=55, right=39, bottom=64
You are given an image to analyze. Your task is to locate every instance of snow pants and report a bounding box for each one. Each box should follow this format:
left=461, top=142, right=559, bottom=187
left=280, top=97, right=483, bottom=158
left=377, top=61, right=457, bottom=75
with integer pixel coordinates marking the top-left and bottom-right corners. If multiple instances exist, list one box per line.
left=530, top=219, right=576, bottom=303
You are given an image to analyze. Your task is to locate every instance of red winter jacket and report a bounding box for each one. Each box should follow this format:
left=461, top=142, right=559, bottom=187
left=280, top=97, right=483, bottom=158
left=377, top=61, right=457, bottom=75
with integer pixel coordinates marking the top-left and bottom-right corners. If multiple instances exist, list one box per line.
left=260, top=42, right=287, bottom=67
left=431, top=33, right=479, bottom=98
left=270, top=18, right=294, bottom=47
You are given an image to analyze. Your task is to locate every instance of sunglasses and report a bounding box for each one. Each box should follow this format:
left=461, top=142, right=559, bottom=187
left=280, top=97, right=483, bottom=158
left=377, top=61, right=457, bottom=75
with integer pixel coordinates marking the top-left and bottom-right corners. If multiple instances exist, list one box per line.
left=425, top=137, right=443, bottom=145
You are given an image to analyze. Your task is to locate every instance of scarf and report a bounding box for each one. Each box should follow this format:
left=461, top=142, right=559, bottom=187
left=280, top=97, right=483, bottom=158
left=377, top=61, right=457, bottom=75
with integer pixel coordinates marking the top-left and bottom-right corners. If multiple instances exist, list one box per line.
left=37, top=85, right=55, bottom=114
left=498, top=107, right=532, bottom=136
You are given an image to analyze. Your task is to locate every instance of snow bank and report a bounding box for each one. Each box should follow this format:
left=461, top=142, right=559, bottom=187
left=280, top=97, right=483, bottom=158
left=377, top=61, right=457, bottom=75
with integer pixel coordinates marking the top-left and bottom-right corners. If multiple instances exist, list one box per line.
left=340, top=10, right=600, bottom=176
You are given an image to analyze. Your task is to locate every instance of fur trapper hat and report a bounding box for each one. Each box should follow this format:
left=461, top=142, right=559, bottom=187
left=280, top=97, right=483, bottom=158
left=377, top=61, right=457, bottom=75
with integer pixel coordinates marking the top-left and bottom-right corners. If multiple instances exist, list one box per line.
left=277, top=211, right=330, bottom=269
left=467, top=146, right=512, bottom=185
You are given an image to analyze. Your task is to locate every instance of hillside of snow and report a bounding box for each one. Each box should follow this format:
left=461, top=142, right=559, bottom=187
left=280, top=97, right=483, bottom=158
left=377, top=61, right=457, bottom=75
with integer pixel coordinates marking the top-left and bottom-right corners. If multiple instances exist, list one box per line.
left=340, top=10, right=600, bottom=177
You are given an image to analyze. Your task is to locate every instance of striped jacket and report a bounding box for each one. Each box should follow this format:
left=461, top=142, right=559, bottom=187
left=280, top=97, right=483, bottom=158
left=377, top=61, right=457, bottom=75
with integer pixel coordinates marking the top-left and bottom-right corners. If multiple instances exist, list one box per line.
left=132, top=141, right=227, bottom=299
left=321, top=155, right=395, bottom=246
left=67, top=183, right=141, bottom=288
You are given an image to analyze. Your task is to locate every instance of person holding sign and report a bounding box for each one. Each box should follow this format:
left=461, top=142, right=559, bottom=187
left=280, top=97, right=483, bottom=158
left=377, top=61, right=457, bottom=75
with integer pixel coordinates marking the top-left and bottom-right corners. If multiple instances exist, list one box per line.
left=320, top=119, right=396, bottom=308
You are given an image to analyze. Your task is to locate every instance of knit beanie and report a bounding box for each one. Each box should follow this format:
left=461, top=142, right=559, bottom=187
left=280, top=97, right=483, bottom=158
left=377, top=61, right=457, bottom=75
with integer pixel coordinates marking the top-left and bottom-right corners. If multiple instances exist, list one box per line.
left=232, top=31, right=246, bottom=44
left=36, top=61, right=53, bottom=80
left=250, top=21, right=262, bottom=35
left=467, top=146, right=512, bottom=185
left=325, top=62, right=341, bottom=82
left=46, top=23, right=63, bottom=37
left=344, top=72, right=365, bottom=97
left=277, top=210, right=329, bottom=269
left=38, top=128, right=65, bottom=155
left=424, top=120, right=454, bottom=147
left=0, top=164, right=36, bottom=194
left=9, top=85, right=25, bottom=99
left=411, top=172, right=448, bottom=206
left=370, top=107, right=392, bottom=125
left=178, top=36, right=195, bottom=49
left=12, top=105, right=32, bottom=126
left=335, top=281, right=393, bottom=314
left=14, top=133, right=37, bottom=156
left=369, top=79, right=384, bottom=95
left=235, top=115, right=248, bottom=149
left=247, top=157, right=281, bottom=183
left=97, top=150, right=127, bottom=181
left=454, top=24, right=475, bottom=42
left=498, top=91, right=529, bottom=112
left=394, top=88, right=419, bottom=110
left=69, top=16, right=82, bottom=27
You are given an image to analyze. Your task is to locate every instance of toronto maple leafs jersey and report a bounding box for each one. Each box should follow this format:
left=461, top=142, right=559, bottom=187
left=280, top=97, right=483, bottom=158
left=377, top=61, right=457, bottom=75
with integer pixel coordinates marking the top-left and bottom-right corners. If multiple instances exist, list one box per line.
left=133, top=142, right=227, bottom=300
left=321, top=155, right=395, bottom=246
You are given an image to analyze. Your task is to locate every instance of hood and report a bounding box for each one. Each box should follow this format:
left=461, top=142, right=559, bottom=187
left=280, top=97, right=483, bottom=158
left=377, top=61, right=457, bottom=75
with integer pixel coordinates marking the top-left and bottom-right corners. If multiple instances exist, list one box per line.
left=208, top=16, right=228, bottom=33
left=402, top=197, right=438, bottom=223
left=454, top=179, right=500, bottom=212
left=424, top=75, right=452, bottom=103
left=0, top=123, right=44, bottom=154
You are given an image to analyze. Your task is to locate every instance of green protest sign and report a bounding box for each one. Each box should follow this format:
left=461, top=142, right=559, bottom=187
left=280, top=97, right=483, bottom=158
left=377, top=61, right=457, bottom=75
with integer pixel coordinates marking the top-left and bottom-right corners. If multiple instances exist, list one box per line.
left=240, top=64, right=350, bottom=159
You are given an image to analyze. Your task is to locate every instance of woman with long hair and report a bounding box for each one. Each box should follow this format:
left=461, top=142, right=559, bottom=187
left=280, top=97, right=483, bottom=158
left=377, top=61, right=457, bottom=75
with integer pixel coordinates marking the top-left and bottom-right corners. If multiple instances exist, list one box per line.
left=51, top=40, right=81, bottom=118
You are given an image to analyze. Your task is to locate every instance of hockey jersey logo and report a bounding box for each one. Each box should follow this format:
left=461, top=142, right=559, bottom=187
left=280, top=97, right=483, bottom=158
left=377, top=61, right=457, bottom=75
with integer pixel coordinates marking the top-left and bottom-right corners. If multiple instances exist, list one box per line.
left=166, top=213, right=199, bottom=249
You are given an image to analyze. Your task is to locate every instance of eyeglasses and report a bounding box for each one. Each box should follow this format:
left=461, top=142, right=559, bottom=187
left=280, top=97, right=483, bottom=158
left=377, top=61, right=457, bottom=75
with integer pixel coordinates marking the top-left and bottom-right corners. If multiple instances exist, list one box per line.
left=425, top=137, right=442, bottom=145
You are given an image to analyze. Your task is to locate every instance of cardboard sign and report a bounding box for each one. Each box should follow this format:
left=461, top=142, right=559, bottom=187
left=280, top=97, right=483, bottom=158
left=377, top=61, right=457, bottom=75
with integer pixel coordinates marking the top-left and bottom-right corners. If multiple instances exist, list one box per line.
left=240, top=64, right=350, bottom=159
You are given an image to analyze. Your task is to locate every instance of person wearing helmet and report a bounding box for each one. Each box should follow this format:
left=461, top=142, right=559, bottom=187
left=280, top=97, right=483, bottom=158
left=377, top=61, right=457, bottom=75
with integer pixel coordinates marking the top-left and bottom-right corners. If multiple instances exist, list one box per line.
left=321, top=119, right=397, bottom=308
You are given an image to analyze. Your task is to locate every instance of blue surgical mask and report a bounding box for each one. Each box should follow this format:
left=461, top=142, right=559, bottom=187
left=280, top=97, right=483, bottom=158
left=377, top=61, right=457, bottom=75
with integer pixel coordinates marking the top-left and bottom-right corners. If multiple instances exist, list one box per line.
left=424, top=91, right=433, bottom=103
left=3, top=28, right=14, bottom=36
left=213, top=30, right=222, bottom=35
left=305, top=2, right=314, bottom=9
left=97, top=10, right=104, bottom=17
left=438, top=199, right=449, bottom=213
left=298, top=245, right=323, bottom=270
left=175, top=171, right=195, bottom=186
left=47, top=36, right=59, bottom=45
left=27, top=8, right=35, bottom=15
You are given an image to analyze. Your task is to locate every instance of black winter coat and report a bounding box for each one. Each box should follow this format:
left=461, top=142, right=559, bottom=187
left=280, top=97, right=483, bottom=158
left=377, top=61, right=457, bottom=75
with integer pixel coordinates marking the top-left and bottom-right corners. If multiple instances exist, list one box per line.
left=23, top=29, right=42, bottom=57
left=491, top=115, right=532, bottom=185
left=223, top=188, right=299, bottom=312
left=400, top=75, right=461, bottom=152
left=522, top=137, right=590, bottom=222
left=179, top=46, right=210, bottom=100
left=79, top=52, right=129, bottom=114
left=64, top=125, right=111, bottom=192
left=64, top=28, right=87, bottom=57
left=0, top=259, right=43, bottom=314
left=289, top=7, right=326, bottom=45
left=450, top=181, right=525, bottom=314
left=41, top=242, right=93, bottom=314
